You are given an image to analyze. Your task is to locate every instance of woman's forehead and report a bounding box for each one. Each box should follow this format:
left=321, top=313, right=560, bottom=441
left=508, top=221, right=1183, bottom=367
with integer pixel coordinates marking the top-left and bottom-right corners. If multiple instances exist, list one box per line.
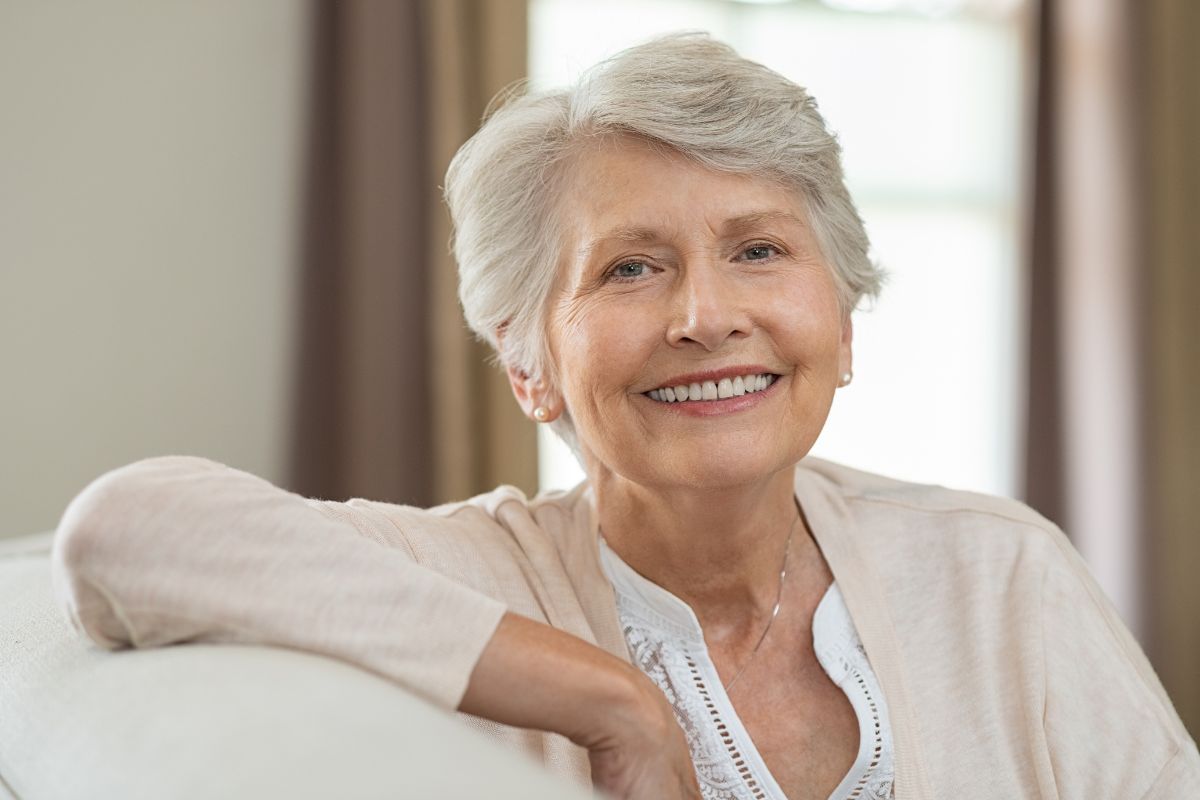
left=556, top=139, right=807, bottom=254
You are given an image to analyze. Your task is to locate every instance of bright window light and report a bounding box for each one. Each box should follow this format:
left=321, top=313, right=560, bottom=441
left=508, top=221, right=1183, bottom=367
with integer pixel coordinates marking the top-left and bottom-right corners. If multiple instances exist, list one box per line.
left=530, top=0, right=1029, bottom=498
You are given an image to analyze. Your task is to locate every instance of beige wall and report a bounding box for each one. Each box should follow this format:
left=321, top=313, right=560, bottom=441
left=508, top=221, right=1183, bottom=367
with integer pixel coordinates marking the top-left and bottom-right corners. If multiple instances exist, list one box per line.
left=0, top=1, right=309, bottom=537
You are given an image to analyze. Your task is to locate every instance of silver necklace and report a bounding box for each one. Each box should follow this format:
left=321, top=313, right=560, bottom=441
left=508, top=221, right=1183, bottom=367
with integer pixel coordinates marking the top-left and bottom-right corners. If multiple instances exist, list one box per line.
left=722, top=512, right=799, bottom=694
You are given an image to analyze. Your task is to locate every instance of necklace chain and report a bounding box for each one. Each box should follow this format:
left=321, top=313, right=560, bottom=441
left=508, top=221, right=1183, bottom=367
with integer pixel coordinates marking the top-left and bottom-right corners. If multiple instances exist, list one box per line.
left=721, top=511, right=799, bottom=694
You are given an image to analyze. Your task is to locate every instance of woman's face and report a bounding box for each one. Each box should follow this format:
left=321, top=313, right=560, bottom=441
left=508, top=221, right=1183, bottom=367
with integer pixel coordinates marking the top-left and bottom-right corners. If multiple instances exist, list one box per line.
left=543, top=136, right=852, bottom=490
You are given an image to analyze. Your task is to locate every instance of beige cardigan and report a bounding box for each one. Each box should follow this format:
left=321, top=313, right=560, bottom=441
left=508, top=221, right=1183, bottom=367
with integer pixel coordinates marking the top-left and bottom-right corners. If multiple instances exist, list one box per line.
left=51, top=455, right=1200, bottom=798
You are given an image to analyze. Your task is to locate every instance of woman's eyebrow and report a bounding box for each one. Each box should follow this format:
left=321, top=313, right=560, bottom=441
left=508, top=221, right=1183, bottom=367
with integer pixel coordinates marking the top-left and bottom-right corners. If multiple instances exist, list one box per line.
left=579, top=210, right=804, bottom=261
left=579, top=226, right=660, bottom=262
left=722, top=210, right=805, bottom=234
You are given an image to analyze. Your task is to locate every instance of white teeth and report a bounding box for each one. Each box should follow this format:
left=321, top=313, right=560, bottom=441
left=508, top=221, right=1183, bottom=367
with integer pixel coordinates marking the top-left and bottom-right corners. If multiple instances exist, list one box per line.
left=648, top=373, right=774, bottom=403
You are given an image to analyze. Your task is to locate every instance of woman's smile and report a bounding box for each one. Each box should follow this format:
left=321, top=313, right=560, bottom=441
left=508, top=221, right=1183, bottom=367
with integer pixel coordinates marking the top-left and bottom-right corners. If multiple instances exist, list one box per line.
left=637, top=368, right=784, bottom=418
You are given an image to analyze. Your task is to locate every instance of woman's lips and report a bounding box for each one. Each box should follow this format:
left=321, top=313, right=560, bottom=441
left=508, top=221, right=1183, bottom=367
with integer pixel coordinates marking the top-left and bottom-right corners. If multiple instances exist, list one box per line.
left=642, top=372, right=783, bottom=417
left=647, top=372, right=777, bottom=403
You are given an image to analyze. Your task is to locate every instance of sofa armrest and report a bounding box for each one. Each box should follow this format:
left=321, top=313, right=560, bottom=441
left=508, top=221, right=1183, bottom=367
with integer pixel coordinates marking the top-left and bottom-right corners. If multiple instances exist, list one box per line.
left=0, top=536, right=592, bottom=799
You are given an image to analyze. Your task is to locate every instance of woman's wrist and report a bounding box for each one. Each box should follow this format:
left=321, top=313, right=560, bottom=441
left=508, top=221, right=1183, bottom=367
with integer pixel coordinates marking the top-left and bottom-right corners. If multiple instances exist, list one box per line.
left=561, top=659, right=669, bottom=749
left=459, top=611, right=662, bottom=745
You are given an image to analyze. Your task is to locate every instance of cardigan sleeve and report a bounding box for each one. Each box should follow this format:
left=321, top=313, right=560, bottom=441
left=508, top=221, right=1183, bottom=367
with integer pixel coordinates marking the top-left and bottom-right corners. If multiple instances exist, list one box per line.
left=50, top=455, right=508, bottom=711
left=1039, top=529, right=1200, bottom=798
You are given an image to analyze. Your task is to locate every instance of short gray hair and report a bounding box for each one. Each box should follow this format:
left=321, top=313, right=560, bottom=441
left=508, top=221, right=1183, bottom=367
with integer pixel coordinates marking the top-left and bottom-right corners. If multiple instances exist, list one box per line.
left=444, top=32, right=883, bottom=449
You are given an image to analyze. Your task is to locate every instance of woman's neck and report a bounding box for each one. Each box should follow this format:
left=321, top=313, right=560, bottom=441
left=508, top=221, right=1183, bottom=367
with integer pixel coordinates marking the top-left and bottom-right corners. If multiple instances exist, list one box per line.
left=591, top=466, right=809, bottom=633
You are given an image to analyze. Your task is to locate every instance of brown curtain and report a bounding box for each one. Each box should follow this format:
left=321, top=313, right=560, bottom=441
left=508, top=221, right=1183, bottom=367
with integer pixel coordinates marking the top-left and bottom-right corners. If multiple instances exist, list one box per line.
left=1024, top=0, right=1066, bottom=532
left=1141, top=0, right=1200, bottom=741
left=1029, top=0, right=1146, bottom=624
left=1027, top=0, right=1200, bottom=736
left=288, top=0, right=536, bottom=507
left=422, top=0, right=539, bottom=504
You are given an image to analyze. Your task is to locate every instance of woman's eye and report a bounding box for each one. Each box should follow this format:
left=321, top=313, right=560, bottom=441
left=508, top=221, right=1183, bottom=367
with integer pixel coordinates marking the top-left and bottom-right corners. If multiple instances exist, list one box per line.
left=743, top=244, right=779, bottom=261
left=609, top=261, right=647, bottom=280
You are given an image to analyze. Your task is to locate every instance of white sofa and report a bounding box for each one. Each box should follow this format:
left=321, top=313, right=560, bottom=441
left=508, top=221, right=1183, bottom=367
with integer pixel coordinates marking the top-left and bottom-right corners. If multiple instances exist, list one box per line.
left=0, top=532, right=593, bottom=799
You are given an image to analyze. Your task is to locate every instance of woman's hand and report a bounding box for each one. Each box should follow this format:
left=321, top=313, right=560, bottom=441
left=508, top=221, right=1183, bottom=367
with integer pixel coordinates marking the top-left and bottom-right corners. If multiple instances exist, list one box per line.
left=460, top=612, right=700, bottom=799
left=574, top=670, right=702, bottom=799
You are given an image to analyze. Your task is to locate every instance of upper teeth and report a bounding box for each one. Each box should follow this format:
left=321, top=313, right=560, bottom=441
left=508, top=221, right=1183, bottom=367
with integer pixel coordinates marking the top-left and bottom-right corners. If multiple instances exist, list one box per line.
left=647, top=373, right=776, bottom=403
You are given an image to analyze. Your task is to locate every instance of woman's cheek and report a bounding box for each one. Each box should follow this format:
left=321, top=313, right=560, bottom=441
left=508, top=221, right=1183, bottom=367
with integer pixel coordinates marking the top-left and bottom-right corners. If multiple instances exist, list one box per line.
left=777, top=283, right=841, bottom=338
left=552, top=311, right=631, bottom=413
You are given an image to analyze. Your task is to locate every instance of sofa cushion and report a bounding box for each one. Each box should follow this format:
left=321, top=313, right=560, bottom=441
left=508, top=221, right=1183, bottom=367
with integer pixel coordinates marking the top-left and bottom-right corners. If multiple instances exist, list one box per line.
left=0, top=533, right=591, bottom=799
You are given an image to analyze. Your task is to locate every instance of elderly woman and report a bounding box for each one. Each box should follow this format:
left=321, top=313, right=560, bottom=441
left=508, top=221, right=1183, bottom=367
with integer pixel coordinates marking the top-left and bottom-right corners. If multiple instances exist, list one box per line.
left=53, top=34, right=1197, bottom=800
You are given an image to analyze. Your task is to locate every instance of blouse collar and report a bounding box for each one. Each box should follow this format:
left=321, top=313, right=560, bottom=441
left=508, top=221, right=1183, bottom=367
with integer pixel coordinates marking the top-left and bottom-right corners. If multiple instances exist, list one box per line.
left=597, top=534, right=708, bottom=644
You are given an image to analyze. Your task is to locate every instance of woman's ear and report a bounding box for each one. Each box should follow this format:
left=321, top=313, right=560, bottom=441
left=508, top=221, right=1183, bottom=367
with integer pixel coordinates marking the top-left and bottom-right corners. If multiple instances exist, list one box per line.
left=496, top=324, right=562, bottom=422
left=505, top=365, right=562, bottom=423
left=837, top=315, right=854, bottom=382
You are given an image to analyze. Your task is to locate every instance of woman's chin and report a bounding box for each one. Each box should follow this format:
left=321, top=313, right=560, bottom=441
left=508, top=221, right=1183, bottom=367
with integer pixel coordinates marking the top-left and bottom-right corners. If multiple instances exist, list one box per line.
left=623, top=443, right=804, bottom=492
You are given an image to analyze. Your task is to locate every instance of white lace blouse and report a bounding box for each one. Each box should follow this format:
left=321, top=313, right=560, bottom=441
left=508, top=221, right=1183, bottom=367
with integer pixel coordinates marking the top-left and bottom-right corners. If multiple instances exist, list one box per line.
left=598, top=537, right=896, bottom=800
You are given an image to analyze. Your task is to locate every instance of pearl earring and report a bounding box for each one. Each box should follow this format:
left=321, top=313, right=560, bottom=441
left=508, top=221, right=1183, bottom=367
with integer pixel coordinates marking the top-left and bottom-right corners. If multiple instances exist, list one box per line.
left=533, top=406, right=550, bottom=422
left=838, top=371, right=853, bottom=387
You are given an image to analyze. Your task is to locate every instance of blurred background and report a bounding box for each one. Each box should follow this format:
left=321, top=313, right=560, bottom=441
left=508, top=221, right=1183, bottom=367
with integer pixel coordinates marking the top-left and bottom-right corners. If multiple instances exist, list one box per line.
left=1, top=0, right=1196, bottom=734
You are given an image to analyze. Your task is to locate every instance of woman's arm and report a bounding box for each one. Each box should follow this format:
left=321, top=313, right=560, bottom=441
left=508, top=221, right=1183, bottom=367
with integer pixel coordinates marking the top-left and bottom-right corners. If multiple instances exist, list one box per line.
left=51, top=455, right=507, bottom=710
left=51, top=456, right=702, bottom=798
left=1038, top=528, right=1200, bottom=797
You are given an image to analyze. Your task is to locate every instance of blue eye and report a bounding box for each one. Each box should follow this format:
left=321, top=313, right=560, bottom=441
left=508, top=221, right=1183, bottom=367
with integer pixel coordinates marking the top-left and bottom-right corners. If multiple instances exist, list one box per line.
left=610, top=261, right=647, bottom=280
left=743, top=244, right=778, bottom=261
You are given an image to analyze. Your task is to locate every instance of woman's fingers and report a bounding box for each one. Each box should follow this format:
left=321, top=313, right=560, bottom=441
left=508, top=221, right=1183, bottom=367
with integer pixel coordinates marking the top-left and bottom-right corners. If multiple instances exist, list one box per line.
left=585, top=678, right=701, bottom=800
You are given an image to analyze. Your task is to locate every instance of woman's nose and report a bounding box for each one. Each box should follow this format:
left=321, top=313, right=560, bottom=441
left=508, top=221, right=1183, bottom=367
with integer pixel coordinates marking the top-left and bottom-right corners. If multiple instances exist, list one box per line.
left=665, top=262, right=752, bottom=351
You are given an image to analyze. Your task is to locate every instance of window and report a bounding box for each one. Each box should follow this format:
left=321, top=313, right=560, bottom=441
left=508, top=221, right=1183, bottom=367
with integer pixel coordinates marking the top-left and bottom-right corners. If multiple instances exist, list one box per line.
left=531, top=0, right=1030, bottom=498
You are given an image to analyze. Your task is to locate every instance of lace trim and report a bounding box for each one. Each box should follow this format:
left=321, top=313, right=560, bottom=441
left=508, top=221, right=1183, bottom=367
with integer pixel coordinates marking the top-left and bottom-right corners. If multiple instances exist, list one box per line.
left=812, top=589, right=895, bottom=800
left=844, top=663, right=886, bottom=799
left=623, top=616, right=771, bottom=799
